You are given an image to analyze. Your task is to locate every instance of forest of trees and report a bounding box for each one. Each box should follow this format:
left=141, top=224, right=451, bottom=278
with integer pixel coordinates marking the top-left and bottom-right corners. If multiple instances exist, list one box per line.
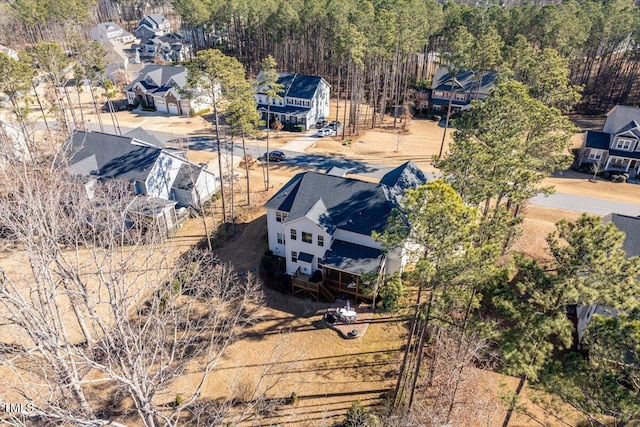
left=2, top=0, right=640, bottom=116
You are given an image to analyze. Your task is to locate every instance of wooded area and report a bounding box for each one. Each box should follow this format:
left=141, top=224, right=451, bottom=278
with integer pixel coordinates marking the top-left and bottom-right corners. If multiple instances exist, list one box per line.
left=2, top=0, right=640, bottom=115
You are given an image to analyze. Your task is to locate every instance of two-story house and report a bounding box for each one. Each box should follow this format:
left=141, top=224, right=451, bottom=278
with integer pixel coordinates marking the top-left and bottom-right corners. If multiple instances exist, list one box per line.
left=580, top=105, right=640, bottom=177
left=256, top=72, right=330, bottom=129
left=66, top=130, right=216, bottom=208
left=428, top=66, right=499, bottom=113
left=125, top=65, right=210, bottom=115
left=134, top=14, right=172, bottom=39
left=264, top=161, right=428, bottom=301
left=90, top=22, right=135, bottom=45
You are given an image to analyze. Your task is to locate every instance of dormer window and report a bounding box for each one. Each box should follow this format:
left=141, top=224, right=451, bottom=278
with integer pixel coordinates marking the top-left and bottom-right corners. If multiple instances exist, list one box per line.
left=614, top=138, right=634, bottom=151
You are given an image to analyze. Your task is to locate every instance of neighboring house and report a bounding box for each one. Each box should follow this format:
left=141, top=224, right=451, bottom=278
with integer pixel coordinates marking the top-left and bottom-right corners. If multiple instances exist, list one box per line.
left=125, top=64, right=210, bottom=115
left=65, top=130, right=216, bottom=208
left=580, top=105, right=640, bottom=177
left=264, top=161, right=427, bottom=301
left=0, top=121, right=29, bottom=165
left=134, top=14, right=172, bottom=39
left=141, top=34, right=190, bottom=63
left=90, top=22, right=135, bottom=45
left=428, top=66, right=499, bottom=113
left=0, top=44, right=19, bottom=60
left=574, top=213, right=640, bottom=347
left=256, top=72, right=330, bottom=129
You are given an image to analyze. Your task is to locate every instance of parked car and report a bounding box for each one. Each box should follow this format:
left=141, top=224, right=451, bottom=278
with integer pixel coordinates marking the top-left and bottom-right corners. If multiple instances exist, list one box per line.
left=316, top=128, right=336, bottom=137
left=264, top=151, right=286, bottom=162
left=316, top=119, right=327, bottom=128
left=327, top=121, right=342, bottom=130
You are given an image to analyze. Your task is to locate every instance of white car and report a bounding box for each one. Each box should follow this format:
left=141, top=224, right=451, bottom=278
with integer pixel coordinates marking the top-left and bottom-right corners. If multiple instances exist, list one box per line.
left=316, top=128, right=336, bottom=137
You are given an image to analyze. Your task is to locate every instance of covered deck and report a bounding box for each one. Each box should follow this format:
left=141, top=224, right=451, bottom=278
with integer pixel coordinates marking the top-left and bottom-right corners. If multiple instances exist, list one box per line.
left=319, top=240, right=386, bottom=302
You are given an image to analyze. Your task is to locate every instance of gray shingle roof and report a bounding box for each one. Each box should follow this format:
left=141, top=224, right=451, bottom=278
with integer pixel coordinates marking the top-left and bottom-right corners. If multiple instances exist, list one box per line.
left=256, top=72, right=325, bottom=101
left=172, top=163, right=201, bottom=191
left=320, top=240, right=384, bottom=274
left=604, top=213, right=640, bottom=258
left=584, top=130, right=610, bottom=150
left=265, top=164, right=428, bottom=237
left=66, top=131, right=161, bottom=182
left=431, top=67, right=498, bottom=97
left=603, top=105, right=640, bottom=135
left=126, top=64, right=187, bottom=93
left=123, top=127, right=165, bottom=148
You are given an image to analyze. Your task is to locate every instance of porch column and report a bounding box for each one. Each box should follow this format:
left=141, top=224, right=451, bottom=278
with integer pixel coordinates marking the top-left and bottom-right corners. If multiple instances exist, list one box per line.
left=604, top=156, right=612, bottom=169
left=625, top=160, right=630, bottom=172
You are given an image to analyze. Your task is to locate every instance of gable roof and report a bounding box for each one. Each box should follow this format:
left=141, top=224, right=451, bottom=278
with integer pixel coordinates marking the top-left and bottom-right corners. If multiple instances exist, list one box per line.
left=123, top=127, right=165, bottom=148
left=95, top=22, right=125, bottom=33
left=66, top=131, right=162, bottom=181
left=142, top=14, right=169, bottom=28
left=172, top=163, right=202, bottom=191
left=265, top=165, right=428, bottom=237
left=603, top=213, right=640, bottom=259
left=603, top=105, right=640, bottom=135
left=431, top=67, right=498, bottom=97
left=126, top=64, right=187, bottom=93
left=256, top=72, right=326, bottom=101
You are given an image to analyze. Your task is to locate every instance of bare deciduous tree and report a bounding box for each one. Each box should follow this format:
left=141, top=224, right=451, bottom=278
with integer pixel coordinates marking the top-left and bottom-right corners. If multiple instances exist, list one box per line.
left=0, top=152, right=263, bottom=427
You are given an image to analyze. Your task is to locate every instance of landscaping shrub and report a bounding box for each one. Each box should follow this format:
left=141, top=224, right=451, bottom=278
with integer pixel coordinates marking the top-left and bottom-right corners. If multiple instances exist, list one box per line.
left=378, top=273, right=405, bottom=311
left=343, top=401, right=378, bottom=427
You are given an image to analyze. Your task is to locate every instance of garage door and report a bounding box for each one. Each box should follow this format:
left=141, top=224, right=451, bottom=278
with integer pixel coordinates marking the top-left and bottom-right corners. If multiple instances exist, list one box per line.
left=168, top=103, right=179, bottom=115
left=156, top=100, right=167, bottom=113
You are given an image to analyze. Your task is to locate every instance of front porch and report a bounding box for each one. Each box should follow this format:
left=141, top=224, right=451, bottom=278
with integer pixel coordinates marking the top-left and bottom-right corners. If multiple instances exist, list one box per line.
left=604, top=155, right=640, bottom=177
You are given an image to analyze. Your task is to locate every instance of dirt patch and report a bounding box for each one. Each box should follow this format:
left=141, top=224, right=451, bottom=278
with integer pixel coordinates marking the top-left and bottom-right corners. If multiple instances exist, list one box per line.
left=543, top=169, right=640, bottom=203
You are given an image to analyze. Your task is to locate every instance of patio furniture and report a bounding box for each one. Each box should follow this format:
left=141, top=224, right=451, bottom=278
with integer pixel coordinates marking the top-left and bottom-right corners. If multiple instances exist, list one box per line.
left=336, top=308, right=357, bottom=323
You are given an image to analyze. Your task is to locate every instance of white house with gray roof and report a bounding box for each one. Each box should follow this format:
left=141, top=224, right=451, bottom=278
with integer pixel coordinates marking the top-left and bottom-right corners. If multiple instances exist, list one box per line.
left=134, top=14, right=172, bottom=39
left=90, top=22, right=135, bottom=45
left=580, top=105, right=640, bottom=177
left=66, top=130, right=216, bottom=208
left=264, top=161, right=427, bottom=301
left=256, top=72, right=330, bottom=129
left=125, top=64, right=210, bottom=115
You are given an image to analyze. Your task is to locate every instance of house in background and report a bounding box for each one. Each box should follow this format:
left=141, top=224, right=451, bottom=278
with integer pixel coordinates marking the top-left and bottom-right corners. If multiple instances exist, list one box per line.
left=125, top=65, right=210, bottom=115
left=574, top=213, right=640, bottom=347
left=66, top=130, right=216, bottom=208
left=90, top=22, right=135, bottom=45
left=580, top=105, right=640, bottom=177
left=134, top=14, right=172, bottom=40
left=264, top=161, right=427, bottom=301
left=256, top=72, right=330, bottom=129
left=428, top=66, right=499, bottom=113
left=0, top=44, right=19, bottom=60
left=141, top=34, right=190, bottom=63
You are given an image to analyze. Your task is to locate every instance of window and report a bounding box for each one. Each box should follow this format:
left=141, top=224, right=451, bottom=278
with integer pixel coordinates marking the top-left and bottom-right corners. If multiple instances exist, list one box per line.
left=318, top=235, right=324, bottom=247
left=615, top=138, right=633, bottom=150
left=433, top=91, right=444, bottom=98
left=276, top=211, right=288, bottom=222
left=277, top=233, right=284, bottom=245
left=291, top=251, right=298, bottom=262
left=455, top=93, right=466, bottom=101
left=290, top=229, right=297, bottom=240
left=588, top=151, right=602, bottom=161
left=302, top=231, right=312, bottom=243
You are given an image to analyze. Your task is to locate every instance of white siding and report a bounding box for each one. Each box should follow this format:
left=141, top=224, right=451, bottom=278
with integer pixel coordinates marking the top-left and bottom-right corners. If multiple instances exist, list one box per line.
left=194, top=169, right=217, bottom=201
left=282, top=217, right=331, bottom=275
left=145, top=152, right=183, bottom=199
left=266, top=209, right=286, bottom=258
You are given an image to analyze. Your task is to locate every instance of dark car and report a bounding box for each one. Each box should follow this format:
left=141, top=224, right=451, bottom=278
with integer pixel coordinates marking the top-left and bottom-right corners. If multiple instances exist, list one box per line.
left=265, top=151, right=286, bottom=162
left=316, top=119, right=327, bottom=128
left=327, top=121, right=342, bottom=130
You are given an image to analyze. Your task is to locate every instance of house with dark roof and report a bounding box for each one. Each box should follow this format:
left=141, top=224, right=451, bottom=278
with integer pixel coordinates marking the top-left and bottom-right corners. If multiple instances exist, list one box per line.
left=134, top=14, right=172, bottom=39
left=90, top=22, right=135, bottom=45
left=141, top=33, right=190, bottom=63
left=428, top=66, right=499, bottom=113
left=264, top=161, right=427, bottom=301
left=125, top=65, right=209, bottom=115
left=255, top=72, right=330, bottom=129
left=580, top=105, right=640, bottom=177
left=66, top=130, right=216, bottom=208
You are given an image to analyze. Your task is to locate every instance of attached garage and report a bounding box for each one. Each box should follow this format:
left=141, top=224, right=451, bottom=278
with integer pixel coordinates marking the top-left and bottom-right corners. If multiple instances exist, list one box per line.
left=168, top=103, right=179, bottom=115
left=155, top=99, right=167, bottom=113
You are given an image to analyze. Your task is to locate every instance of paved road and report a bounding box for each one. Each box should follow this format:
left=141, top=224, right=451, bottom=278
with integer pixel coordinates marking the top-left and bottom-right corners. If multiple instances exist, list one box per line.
left=530, top=192, right=639, bottom=217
